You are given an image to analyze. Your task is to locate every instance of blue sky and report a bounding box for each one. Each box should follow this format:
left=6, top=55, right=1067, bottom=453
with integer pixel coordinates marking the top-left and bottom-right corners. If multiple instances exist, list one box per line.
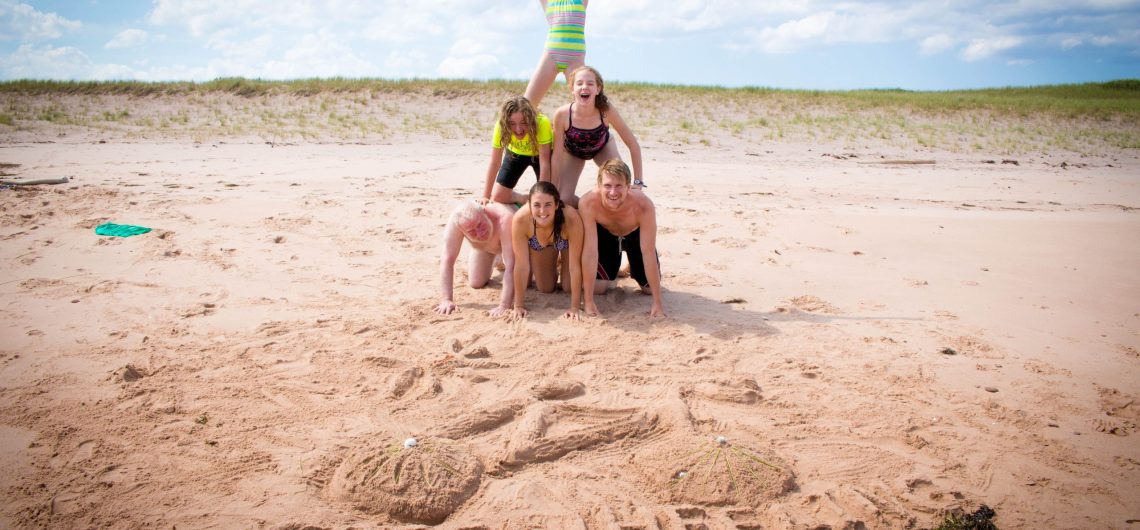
left=1, top=0, right=1138, bottom=90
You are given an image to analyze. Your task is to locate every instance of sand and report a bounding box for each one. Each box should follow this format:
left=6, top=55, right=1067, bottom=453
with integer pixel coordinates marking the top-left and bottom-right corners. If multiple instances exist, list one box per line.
left=1, top=92, right=1138, bottom=529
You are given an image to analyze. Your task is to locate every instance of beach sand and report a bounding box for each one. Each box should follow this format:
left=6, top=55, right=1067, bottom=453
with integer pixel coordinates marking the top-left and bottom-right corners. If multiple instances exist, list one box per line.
left=1, top=90, right=1138, bottom=529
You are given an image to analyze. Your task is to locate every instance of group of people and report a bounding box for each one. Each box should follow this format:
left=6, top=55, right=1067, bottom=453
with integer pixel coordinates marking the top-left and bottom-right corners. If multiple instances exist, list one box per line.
left=436, top=0, right=665, bottom=319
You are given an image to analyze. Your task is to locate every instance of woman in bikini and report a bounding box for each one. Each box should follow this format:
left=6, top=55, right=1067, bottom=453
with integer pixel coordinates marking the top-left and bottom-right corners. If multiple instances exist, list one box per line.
left=524, top=0, right=588, bottom=110
left=482, top=96, right=553, bottom=206
left=509, top=181, right=584, bottom=320
left=551, top=65, right=644, bottom=208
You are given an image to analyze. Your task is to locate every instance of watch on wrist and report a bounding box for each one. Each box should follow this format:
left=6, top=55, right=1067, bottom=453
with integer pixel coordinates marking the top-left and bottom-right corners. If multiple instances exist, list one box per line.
left=632, top=179, right=646, bottom=188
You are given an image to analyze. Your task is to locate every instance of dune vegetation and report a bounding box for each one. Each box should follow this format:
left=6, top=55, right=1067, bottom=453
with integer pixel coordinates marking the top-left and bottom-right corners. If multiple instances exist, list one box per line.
left=2, top=78, right=1138, bottom=155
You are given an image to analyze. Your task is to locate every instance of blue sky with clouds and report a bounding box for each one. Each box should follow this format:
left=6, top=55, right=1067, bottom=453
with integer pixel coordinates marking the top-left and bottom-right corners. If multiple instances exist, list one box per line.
left=2, top=0, right=1138, bottom=90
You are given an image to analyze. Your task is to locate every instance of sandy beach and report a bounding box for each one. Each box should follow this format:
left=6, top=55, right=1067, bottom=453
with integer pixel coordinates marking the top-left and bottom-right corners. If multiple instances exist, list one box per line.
left=1, top=87, right=1138, bottom=529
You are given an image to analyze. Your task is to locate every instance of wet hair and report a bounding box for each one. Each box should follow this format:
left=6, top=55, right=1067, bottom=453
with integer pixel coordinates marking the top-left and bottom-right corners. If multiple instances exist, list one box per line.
left=528, top=181, right=565, bottom=242
left=596, top=158, right=631, bottom=186
left=496, top=96, right=539, bottom=155
left=569, top=65, right=610, bottom=115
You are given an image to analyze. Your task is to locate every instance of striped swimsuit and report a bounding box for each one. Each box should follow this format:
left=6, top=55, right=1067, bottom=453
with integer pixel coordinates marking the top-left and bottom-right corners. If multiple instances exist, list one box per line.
left=544, top=0, right=586, bottom=72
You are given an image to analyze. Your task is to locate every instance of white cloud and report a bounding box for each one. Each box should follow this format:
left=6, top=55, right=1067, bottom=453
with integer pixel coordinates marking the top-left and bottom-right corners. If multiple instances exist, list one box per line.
left=261, top=30, right=380, bottom=79
left=437, top=54, right=501, bottom=79
left=0, top=43, right=134, bottom=80
left=0, top=0, right=81, bottom=41
left=961, top=35, right=1025, bottom=61
left=1061, top=36, right=1083, bottom=49
left=920, top=33, right=956, bottom=55
left=105, top=29, right=149, bottom=49
left=435, top=36, right=507, bottom=79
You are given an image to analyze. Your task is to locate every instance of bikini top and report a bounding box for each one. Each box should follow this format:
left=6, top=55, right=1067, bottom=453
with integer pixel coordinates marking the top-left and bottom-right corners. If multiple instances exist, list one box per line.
left=528, top=218, right=570, bottom=251
left=563, top=103, right=609, bottom=160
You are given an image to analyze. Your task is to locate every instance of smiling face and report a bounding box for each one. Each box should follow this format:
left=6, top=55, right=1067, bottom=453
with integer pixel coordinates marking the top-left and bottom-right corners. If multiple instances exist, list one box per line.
left=459, top=212, right=493, bottom=242
left=530, top=191, right=558, bottom=228
left=571, top=68, right=601, bottom=106
left=598, top=171, right=629, bottom=211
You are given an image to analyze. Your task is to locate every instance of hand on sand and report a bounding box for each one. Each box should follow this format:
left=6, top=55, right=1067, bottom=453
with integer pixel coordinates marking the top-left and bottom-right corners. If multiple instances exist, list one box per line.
left=508, top=308, right=528, bottom=321
left=488, top=305, right=511, bottom=318
left=563, top=309, right=582, bottom=321
left=649, top=304, right=666, bottom=318
left=478, top=197, right=490, bottom=206
left=435, top=301, right=458, bottom=315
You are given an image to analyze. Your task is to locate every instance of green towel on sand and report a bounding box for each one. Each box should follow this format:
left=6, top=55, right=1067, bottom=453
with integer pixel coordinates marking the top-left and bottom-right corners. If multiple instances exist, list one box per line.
left=95, top=222, right=152, bottom=237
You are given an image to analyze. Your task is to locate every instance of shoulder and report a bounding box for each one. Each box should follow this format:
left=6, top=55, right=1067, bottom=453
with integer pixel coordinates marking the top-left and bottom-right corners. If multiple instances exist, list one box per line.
left=635, top=192, right=656, bottom=215
left=578, top=192, right=600, bottom=214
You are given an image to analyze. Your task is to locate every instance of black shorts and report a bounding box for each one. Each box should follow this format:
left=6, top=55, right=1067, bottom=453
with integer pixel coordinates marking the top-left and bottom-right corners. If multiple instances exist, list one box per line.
left=495, top=151, right=541, bottom=190
left=596, top=225, right=658, bottom=288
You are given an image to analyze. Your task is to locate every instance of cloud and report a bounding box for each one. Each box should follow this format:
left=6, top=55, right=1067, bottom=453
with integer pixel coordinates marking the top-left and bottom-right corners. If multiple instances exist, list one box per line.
left=0, top=0, right=82, bottom=41
left=435, top=36, right=506, bottom=79
left=919, top=33, right=956, bottom=55
left=961, top=35, right=1025, bottom=61
left=254, top=30, right=380, bottom=79
left=0, top=43, right=134, bottom=80
left=105, top=29, right=149, bottom=49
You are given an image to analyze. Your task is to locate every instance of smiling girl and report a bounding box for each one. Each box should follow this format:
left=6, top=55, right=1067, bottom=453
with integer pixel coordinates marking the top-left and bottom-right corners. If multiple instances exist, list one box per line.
left=509, top=181, right=584, bottom=320
left=482, top=96, right=553, bottom=206
left=551, top=66, right=644, bottom=208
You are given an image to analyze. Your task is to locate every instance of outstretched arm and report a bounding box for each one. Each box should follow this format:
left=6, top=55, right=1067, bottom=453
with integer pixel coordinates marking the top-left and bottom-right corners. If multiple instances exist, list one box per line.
left=538, top=143, right=553, bottom=184
left=579, top=198, right=601, bottom=316
left=491, top=214, right=517, bottom=317
left=638, top=199, right=665, bottom=317
left=509, top=208, right=533, bottom=318
left=436, top=221, right=464, bottom=314
left=482, top=146, right=504, bottom=204
left=563, top=207, right=585, bottom=318
left=607, top=106, right=644, bottom=188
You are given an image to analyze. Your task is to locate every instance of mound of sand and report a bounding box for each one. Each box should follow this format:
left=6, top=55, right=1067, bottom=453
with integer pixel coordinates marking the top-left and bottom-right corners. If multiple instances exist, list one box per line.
left=629, top=434, right=795, bottom=507
left=325, top=437, right=483, bottom=524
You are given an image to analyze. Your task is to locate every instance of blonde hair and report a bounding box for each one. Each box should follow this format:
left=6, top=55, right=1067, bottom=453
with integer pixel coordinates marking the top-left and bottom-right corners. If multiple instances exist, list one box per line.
left=496, top=96, right=539, bottom=154
left=569, top=65, right=610, bottom=114
left=597, top=159, right=631, bottom=186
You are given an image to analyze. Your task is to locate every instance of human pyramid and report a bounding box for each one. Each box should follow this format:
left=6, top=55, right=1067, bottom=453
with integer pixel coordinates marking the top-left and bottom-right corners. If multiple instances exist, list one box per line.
left=435, top=0, right=665, bottom=319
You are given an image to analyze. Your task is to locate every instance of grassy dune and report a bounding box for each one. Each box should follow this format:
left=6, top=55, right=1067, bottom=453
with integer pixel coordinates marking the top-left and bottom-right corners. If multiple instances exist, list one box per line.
left=2, top=78, right=1138, bottom=155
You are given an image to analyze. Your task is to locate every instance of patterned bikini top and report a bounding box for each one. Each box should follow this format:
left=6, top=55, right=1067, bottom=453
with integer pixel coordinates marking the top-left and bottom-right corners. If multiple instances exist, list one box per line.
left=563, top=103, right=609, bottom=160
left=528, top=218, right=569, bottom=251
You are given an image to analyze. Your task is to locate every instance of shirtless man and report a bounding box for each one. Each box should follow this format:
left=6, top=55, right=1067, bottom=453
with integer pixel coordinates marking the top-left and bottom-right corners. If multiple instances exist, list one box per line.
left=435, top=200, right=517, bottom=317
left=579, top=159, right=664, bottom=318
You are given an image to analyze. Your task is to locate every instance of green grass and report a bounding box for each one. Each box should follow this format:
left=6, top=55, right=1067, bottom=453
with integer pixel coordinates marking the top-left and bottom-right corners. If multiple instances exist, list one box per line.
left=1, top=77, right=1136, bottom=154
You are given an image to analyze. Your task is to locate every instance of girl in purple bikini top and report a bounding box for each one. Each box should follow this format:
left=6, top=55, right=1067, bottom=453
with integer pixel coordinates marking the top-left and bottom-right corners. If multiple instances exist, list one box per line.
left=563, top=102, right=610, bottom=160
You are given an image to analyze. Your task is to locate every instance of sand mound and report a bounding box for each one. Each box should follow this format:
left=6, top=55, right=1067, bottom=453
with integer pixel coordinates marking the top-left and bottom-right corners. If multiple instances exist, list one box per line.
left=628, top=435, right=794, bottom=508
left=325, top=436, right=483, bottom=524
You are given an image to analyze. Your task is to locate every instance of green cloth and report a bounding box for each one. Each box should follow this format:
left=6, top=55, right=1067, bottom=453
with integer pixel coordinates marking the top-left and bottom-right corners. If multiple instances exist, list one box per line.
left=95, top=222, right=152, bottom=237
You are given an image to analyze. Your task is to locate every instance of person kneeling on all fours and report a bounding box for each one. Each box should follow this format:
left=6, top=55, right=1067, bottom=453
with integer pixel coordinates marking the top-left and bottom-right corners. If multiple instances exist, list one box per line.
left=579, top=159, right=664, bottom=318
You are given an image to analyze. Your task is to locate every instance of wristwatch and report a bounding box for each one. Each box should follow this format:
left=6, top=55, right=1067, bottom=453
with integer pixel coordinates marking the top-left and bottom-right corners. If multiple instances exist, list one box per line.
left=632, top=179, right=646, bottom=188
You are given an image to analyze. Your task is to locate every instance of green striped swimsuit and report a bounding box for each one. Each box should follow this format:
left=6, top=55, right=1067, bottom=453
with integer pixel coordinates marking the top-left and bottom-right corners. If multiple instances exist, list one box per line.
left=544, top=0, right=586, bottom=72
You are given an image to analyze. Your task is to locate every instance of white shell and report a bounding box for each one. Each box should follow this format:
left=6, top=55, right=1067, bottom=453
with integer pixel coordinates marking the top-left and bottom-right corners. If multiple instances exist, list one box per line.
left=403, top=437, right=418, bottom=448
left=677, top=471, right=688, bottom=478
left=715, top=435, right=728, bottom=445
